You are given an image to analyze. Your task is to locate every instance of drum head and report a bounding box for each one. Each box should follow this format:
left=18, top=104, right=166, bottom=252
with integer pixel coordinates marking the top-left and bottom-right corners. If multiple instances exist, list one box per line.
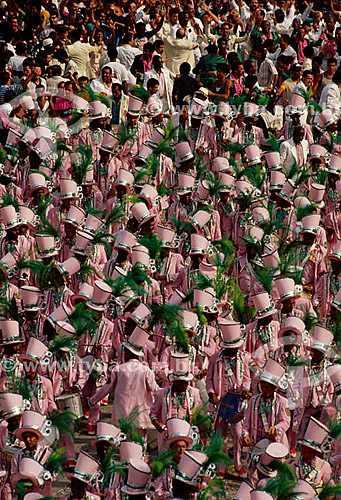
left=250, top=438, right=271, bottom=462
left=217, top=393, right=243, bottom=421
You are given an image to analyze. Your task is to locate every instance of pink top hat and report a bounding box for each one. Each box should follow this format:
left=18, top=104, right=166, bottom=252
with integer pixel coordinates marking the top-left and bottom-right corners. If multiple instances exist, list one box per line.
left=259, top=358, right=286, bottom=387
left=234, top=481, right=253, bottom=500
left=55, top=320, right=76, bottom=339
left=156, top=225, right=178, bottom=248
left=71, top=94, right=89, bottom=113
left=168, top=289, right=185, bottom=305
left=6, top=128, right=22, bottom=146
left=87, top=280, right=112, bottom=312
left=0, top=252, right=17, bottom=274
left=0, top=320, right=22, bottom=344
left=20, top=128, right=36, bottom=147
left=166, top=418, right=193, bottom=447
left=55, top=257, right=81, bottom=278
left=0, top=393, right=24, bottom=419
left=23, top=494, right=45, bottom=500
left=88, top=101, right=109, bottom=120
left=211, top=156, right=230, bottom=173
left=294, top=196, right=311, bottom=208
left=189, top=234, right=209, bottom=255
left=269, top=170, right=286, bottom=191
left=275, top=277, right=296, bottom=302
left=131, top=203, right=155, bottom=228
left=128, top=95, right=144, bottom=116
left=123, top=325, right=149, bottom=357
left=35, top=235, right=58, bottom=259
left=147, top=97, right=163, bottom=117
left=176, top=450, right=207, bottom=483
left=187, top=210, right=211, bottom=233
left=301, top=214, right=320, bottom=234
left=65, top=205, right=86, bottom=228
left=73, top=451, right=100, bottom=484
left=330, top=239, right=341, bottom=261
left=92, top=421, right=124, bottom=447
left=138, top=184, right=159, bottom=209
left=327, top=364, right=341, bottom=392
left=311, top=325, right=333, bottom=354
left=136, top=143, right=153, bottom=163
left=72, top=230, right=93, bottom=255
left=279, top=316, right=305, bottom=343
left=309, top=183, right=325, bottom=206
left=308, top=144, right=327, bottom=161
left=149, top=127, right=164, bottom=147
left=262, top=442, right=288, bottom=465
left=288, top=94, right=305, bottom=115
left=82, top=167, right=95, bottom=185
left=177, top=173, right=196, bottom=194
left=328, top=154, right=341, bottom=175
left=192, top=289, right=217, bottom=313
left=169, top=352, right=193, bottom=382
left=252, top=207, right=269, bottom=225
left=219, top=319, right=244, bottom=348
left=113, top=169, right=134, bottom=191
left=175, top=142, right=194, bottom=163
left=132, top=245, right=150, bottom=268
left=100, top=130, right=119, bottom=153
left=71, top=282, right=94, bottom=306
left=248, top=225, right=264, bottom=242
left=126, top=303, right=151, bottom=328
left=278, top=179, right=296, bottom=203
left=262, top=246, right=280, bottom=269
left=121, top=458, right=151, bottom=495
left=191, top=97, right=206, bottom=118
left=292, top=479, right=317, bottom=499
left=120, top=441, right=143, bottom=462
left=213, top=101, right=232, bottom=120
left=47, top=302, right=72, bottom=325
left=60, top=178, right=81, bottom=199
left=235, top=180, right=253, bottom=196
left=10, top=457, right=44, bottom=490
left=196, top=180, right=211, bottom=203
left=219, top=173, right=235, bottom=191
left=298, top=416, right=331, bottom=452
left=250, top=491, right=274, bottom=500
left=179, top=309, right=199, bottom=333
left=19, top=337, right=49, bottom=364
left=18, top=206, right=36, bottom=227
left=1, top=205, right=19, bottom=229
left=245, top=145, right=262, bottom=165
left=20, top=96, right=35, bottom=112
left=265, top=152, right=281, bottom=171
left=319, top=108, right=338, bottom=129
left=114, top=230, right=137, bottom=253
left=32, top=137, right=51, bottom=158
left=244, top=102, right=259, bottom=118
left=15, top=410, right=46, bottom=441
left=252, top=292, right=275, bottom=319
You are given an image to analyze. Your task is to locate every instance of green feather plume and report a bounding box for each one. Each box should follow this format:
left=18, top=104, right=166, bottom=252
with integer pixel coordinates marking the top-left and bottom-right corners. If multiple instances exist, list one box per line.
left=0, top=296, right=21, bottom=321
left=229, top=281, right=255, bottom=324
left=164, top=321, right=189, bottom=352
left=35, top=196, right=53, bottom=219
left=221, top=140, right=245, bottom=154
left=45, top=447, right=67, bottom=474
left=191, top=403, right=212, bottom=433
left=169, top=216, right=195, bottom=237
left=0, top=193, right=20, bottom=210
left=72, top=144, right=93, bottom=185
left=158, top=181, right=171, bottom=197
left=117, top=406, right=145, bottom=446
left=240, top=163, right=266, bottom=190
left=0, top=146, right=7, bottom=164
left=262, top=132, right=280, bottom=153
left=49, top=335, right=78, bottom=353
left=149, top=450, right=177, bottom=480
left=204, top=171, right=222, bottom=199
left=105, top=202, right=127, bottom=227
left=313, top=167, right=328, bottom=185
left=149, top=304, right=182, bottom=328
left=178, top=128, right=190, bottom=143
left=258, top=94, right=270, bottom=107
left=35, top=216, right=60, bottom=239
left=328, top=417, right=341, bottom=440
left=68, top=303, right=98, bottom=337
left=130, top=85, right=150, bottom=103
left=91, top=231, right=115, bottom=256
left=195, top=305, right=208, bottom=326
left=101, top=446, right=126, bottom=486
left=295, top=203, right=316, bottom=221
left=7, top=376, right=32, bottom=401
left=318, top=482, right=341, bottom=500
left=49, top=411, right=76, bottom=437
left=134, top=155, right=160, bottom=184
left=198, top=429, right=231, bottom=470
left=253, top=266, right=277, bottom=293
left=116, top=120, right=136, bottom=146
left=198, top=477, right=226, bottom=500
left=194, top=271, right=214, bottom=291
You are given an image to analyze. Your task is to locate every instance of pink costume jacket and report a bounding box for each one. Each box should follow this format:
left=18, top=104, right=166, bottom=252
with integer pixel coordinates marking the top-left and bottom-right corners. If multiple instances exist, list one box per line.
left=242, top=392, right=290, bottom=447
left=90, top=359, right=159, bottom=429
left=206, top=350, right=251, bottom=399
left=292, top=457, right=333, bottom=490
left=313, top=272, right=341, bottom=322
left=28, top=374, right=57, bottom=416
left=150, top=385, right=202, bottom=424
left=245, top=320, right=280, bottom=367
left=157, top=252, right=184, bottom=302
left=45, top=352, right=87, bottom=397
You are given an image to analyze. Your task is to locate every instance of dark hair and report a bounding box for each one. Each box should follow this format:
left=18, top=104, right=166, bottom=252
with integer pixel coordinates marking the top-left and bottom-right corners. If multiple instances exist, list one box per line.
left=302, top=70, right=313, bottom=77
left=54, top=49, right=69, bottom=60
left=303, top=45, right=314, bottom=58
left=327, top=57, right=337, bottom=65
left=52, top=64, right=62, bottom=76
left=102, top=66, right=113, bottom=74
left=154, top=39, right=164, bottom=49
left=23, top=58, right=34, bottom=68
left=216, top=62, right=229, bottom=73
left=332, top=69, right=341, bottom=85
left=206, top=44, right=218, bottom=54
left=244, top=59, right=255, bottom=73
left=143, top=42, right=154, bottom=52
left=275, top=9, right=284, bottom=23
left=15, top=42, right=27, bottom=56
left=122, top=33, right=134, bottom=44
left=107, top=44, right=118, bottom=60
left=147, top=77, right=159, bottom=88
left=231, top=60, right=243, bottom=72
left=0, top=71, right=10, bottom=85
left=264, top=38, right=275, bottom=49
left=112, top=81, right=122, bottom=91
left=280, top=34, right=290, bottom=44
left=180, top=62, right=191, bottom=75
left=312, top=56, right=322, bottom=66
left=169, top=8, right=178, bottom=16
left=152, top=55, right=162, bottom=65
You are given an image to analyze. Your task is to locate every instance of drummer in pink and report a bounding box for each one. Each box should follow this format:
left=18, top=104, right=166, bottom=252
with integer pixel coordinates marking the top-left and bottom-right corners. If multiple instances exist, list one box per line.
left=242, top=358, right=290, bottom=486
left=206, top=320, right=251, bottom=476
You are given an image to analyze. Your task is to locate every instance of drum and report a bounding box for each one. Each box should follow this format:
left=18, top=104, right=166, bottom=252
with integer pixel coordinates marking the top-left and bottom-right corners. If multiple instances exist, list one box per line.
left=82, top=355, right=105, bottom=381
left=217, top=393, right=247, bottom=423
left=56, top=392, right=83, bottom=419
left=2, top=444, right=22, bottom=466
left=250, top=438, right=271, bottom=465
left=40, top=424, right=60, bottom=447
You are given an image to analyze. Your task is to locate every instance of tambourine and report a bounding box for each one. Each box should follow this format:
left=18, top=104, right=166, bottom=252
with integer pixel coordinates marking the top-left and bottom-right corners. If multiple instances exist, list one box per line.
left=90, top=469, right=104, bottom=486
left=40, top=351, right=53, bottom=366
left=277, top=373, right=289, bottom=391
left=321, top=435, right=334, bottom=453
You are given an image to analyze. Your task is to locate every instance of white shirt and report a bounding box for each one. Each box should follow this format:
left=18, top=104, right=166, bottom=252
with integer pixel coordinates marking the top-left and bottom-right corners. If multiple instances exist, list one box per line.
left=90, top=78, right=112, bottom=97
left=117, top=44, right=142, bottom=70
left=319, top=82, right=341, bottom=116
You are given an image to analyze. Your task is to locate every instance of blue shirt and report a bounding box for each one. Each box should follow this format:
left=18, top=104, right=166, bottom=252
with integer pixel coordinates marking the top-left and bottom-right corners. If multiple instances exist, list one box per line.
left=111, top=95, right=124, bottom=124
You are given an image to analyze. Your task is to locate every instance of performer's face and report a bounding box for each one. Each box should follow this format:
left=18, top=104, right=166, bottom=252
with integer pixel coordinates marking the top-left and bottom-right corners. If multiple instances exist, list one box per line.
left=331, top=258, right=341, bottom=275
left=96, top=441, right=112, bottom=462
left=170, top=439, right=188, bottom=463
left=71, top=477, right=87, bottom=498
left=7, top=414, right=21, bottom=432
left=23, top=431, right=38, bottom=450
left=281, top=296, right=295, bottom=313
left=259, top=381, right=276, bottom=398
left=300, top=445, right=317, bottom=463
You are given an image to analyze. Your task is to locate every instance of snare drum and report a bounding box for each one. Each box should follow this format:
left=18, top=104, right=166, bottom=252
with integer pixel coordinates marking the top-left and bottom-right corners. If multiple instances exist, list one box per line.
left=250, top=438, right=271, bottom=465
left=2, top=444, right=22, bottom=466
left=217, top=393, right=247, bottom=423
left=56, top=392, right=83, bottom=419
left=82, top=355, right=105, bottom=381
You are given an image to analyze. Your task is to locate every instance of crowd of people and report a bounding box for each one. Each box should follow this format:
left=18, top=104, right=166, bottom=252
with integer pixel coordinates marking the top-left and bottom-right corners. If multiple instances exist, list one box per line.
left=0, top=0, right=340, bottom=498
